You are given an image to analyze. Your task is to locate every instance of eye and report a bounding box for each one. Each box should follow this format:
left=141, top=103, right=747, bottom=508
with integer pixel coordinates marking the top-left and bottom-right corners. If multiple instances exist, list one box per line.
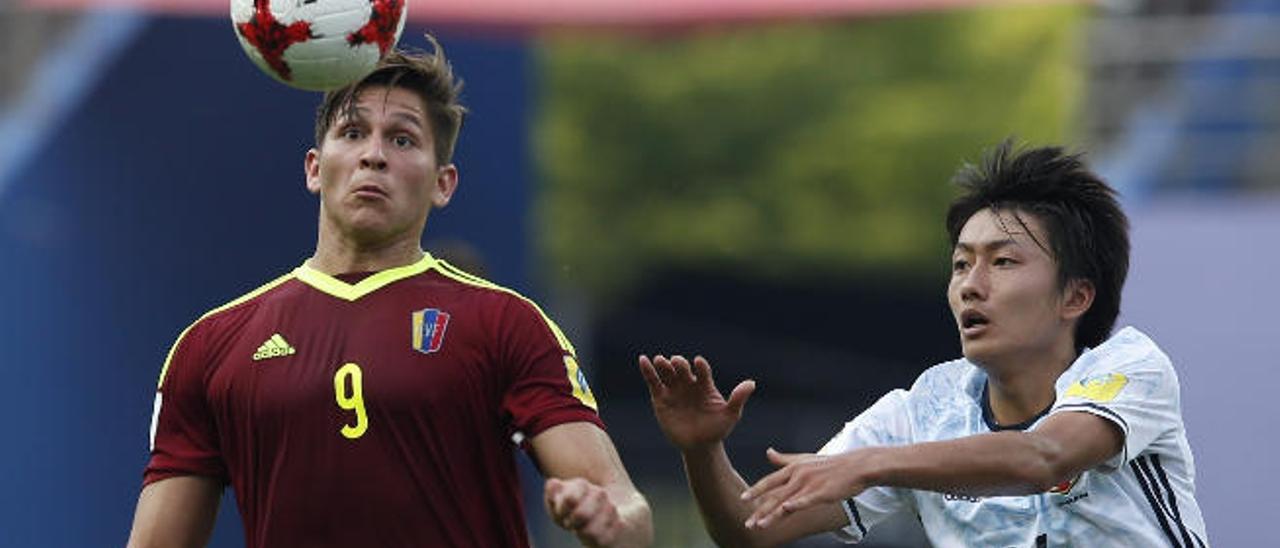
left=392, top=134, right=416, bottom=148
left=993, top=256, right=1018, bottom=267
left=952, top=259, right=969, bottom=272
left=340, top=127, right=363, bottom=140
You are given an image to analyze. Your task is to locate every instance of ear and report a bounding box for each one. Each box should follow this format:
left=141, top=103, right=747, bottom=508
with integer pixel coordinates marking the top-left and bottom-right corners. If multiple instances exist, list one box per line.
left=1060, top=278, right=1095, bottom=321
left=430, top=164, right=459, bottom=208
left=304, top=148, right=322, bottom=195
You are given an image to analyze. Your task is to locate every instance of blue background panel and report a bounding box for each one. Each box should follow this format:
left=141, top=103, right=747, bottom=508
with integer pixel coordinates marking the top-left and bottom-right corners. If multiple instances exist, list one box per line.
left=0, top=15, right=529, bottom=547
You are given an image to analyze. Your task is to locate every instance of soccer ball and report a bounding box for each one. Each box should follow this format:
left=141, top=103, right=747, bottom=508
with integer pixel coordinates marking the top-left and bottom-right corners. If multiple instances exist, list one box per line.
left=231, top=0, right=408, bottom=91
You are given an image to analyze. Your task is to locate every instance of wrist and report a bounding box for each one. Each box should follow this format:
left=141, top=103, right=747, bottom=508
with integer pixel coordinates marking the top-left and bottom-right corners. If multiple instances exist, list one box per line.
left=680, top=441, right=726, bottom=464
left=858, top=446, right=895, bottom=488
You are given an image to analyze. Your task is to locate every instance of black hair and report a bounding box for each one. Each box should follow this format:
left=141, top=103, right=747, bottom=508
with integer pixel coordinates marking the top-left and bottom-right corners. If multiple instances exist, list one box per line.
left=946, top=139, right=1130, bottom=349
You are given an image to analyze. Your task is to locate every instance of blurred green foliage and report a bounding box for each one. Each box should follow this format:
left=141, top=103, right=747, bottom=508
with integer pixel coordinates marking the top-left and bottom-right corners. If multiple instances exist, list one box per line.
left=535, top=5, right=1083, bottom=301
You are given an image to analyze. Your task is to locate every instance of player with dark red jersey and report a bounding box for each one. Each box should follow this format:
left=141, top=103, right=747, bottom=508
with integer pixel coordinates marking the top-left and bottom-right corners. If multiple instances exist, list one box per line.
left=127, top=36, right=653, bottom=548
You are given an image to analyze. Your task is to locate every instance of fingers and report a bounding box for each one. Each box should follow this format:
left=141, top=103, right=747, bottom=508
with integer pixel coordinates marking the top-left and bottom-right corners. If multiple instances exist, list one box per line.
left=745, top=451, right=862, bottom=530
left=638, top=354, right=697, bottom=390
left=747, top=494, right=797, bottom=530
left=545, top=478, right=587, bottom=528
left=672, top=355, right=697, bottom=383
left=741, top=452, right=792, bottom=502
left=780, top=494, right=815, bottom=514
left=543, top=478, right=621, bottom=545
left=743, top=449, right=813, bottom=500
left=651, top=355, right=678, bottom=386
left=748, top=480, right=823, bottom=529
left=744, top=474, right=799, bottom=529
left=740, top=449, right=817, bottom=529
left=725, top=379, right=757, bottom=417
left=765, top=447, right=802, bottom=466
left=637, top=356, right=665, bottom=398
left=543, top=477, right=570, bottom=522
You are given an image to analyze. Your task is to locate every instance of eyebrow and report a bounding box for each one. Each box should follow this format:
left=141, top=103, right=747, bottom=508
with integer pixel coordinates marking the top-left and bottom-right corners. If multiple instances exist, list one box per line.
left=339, top=107, right=425, bottom=129
left=954, top=239, right=1019, bottom=255
left=388, top=111, right=425, bottom=128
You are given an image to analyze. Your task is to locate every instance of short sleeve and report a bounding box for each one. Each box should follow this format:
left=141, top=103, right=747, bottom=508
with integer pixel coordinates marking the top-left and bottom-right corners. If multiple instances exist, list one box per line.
left=1048, top=328, right=1181, bottom=470
left=498, top=296, right=602, bottom=444
left=144, top=321, right=228, bottom=485
left=818, top=389, right=915, bottom=544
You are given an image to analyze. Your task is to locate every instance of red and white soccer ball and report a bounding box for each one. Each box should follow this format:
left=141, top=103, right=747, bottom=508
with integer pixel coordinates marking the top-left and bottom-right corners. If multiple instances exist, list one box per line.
left=231, top=0, right=408, bottom=91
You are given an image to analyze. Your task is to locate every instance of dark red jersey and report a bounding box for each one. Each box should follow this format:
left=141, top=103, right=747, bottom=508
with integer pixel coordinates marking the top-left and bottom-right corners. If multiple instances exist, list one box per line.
left=144, top=254, right=603, bottom=547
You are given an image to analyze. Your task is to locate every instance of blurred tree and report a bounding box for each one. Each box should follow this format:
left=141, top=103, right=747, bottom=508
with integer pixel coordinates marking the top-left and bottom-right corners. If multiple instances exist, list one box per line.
left=535, top=4, right=1084, bottom=301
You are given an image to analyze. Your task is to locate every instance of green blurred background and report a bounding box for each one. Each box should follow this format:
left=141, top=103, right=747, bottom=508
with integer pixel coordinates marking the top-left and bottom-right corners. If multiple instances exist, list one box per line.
left=537, top=5, right=1082, bottom=303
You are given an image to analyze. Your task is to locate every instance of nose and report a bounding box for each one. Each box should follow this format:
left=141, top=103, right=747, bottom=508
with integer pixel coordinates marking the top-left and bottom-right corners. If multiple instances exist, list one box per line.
left=957, top=264, right=987, bottom=302
left=359, top=139, right=388, bottom=171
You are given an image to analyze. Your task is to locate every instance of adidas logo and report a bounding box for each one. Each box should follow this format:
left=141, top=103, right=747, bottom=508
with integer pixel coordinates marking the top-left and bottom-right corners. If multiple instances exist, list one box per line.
left=253, top=333, right=297, bottom=361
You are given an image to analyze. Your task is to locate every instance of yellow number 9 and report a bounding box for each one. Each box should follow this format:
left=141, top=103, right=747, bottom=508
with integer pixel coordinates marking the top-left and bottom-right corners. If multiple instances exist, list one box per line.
left=334, top=363, right=368, bottom=439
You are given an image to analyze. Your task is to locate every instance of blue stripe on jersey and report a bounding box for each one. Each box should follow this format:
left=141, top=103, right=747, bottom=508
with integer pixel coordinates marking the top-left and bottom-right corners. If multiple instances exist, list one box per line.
left=1150, top=455, right=1202, bottom=548
left=1138, top=456, right=1195, bottom=547
left=1131, top=457, right=1183, bottom=547
left=843, top=498, right=867, bottom=536
left=1055, top=402, right=1131, bottom=434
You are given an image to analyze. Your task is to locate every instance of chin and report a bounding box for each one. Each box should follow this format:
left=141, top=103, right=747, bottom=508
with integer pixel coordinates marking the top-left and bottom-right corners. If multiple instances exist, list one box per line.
left=342, top=220, right=397, bottom=245
left=959, top=340, right=997, bottom=368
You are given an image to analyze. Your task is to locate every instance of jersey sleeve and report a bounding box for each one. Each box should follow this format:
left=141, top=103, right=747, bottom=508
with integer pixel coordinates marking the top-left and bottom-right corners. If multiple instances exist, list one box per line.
left=497, top=295, right=603, bottom=444
left=1047, top=328, right=1182, bottom=470
left=143, top=319, right=228, bottom=486
left=817, top=389, right=915, bottom=544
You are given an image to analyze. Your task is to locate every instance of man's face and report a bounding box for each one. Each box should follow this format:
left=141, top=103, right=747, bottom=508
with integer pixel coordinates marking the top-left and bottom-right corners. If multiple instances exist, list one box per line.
left=947, top=207, right=1081, bottom=367
left=305, top=86, right=456, bottom=247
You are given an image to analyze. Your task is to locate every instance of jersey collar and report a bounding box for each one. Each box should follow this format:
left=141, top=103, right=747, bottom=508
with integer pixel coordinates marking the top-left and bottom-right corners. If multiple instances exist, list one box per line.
left=293, top=253, right=438, bottom=301
left=980, top=381, right=1054, bottom=432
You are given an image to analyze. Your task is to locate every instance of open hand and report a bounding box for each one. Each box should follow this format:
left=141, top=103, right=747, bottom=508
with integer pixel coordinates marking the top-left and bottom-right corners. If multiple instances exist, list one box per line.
left=638, top=355, right=755, bottom=451
left=741, top=448, right=869, bottom=530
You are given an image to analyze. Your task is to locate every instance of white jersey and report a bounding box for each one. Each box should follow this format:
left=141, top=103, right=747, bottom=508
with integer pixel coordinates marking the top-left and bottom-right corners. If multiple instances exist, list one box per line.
left=818, top=327, right=1208, bottom=547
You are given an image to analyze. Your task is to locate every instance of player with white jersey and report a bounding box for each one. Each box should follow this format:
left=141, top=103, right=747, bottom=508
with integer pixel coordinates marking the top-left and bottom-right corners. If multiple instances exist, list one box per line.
left=819, top=327, right=1205, bottom=547
left=639, top=141, right=1207, bottom=547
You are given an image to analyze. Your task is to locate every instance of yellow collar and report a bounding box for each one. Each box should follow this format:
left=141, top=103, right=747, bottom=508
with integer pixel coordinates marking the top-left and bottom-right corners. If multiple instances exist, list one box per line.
left=293, top=253, right=437, bottom=301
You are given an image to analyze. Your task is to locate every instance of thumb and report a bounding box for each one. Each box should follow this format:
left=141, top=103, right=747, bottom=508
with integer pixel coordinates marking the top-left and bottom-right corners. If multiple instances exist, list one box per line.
left=544, top=477, right=563, bottom=492
left=766, top=447, right=803, bottom=466
left=543, top=477, right=566, bottom=503
left=725, top=379, right=757, bottom=417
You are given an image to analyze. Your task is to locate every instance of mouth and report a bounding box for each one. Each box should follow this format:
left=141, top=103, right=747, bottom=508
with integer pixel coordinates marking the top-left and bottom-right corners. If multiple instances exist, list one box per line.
left=959, top=310, right=991, bottom=337
left=351, top=183, right=389, bottom=199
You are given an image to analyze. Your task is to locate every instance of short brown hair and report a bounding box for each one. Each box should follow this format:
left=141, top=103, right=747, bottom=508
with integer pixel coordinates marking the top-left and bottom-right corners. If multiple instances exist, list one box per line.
left=314, top=35, right=467, bottom=165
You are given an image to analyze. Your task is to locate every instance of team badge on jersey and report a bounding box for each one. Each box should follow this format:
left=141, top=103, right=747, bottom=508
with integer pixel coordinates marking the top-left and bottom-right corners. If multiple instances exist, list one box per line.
left=1048, top=474, right=1081, bottom=495
left=1064, top=373, right=1128, bottom=402
left=412, top=308, right=451, bottom=354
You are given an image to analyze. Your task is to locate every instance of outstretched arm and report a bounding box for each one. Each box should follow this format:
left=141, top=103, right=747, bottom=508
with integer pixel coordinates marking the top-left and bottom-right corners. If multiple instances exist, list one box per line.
left=742, top=409, right=1123, bottom=529
left=640, top=355, right=846, bottom=548
left=531, top=422, right=653, bottom=548
left=126, top=475, right=222, bottom=548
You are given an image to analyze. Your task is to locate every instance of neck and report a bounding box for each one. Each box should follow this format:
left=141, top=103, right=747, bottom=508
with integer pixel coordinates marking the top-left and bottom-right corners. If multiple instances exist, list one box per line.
left=981, top=336, right=1078, bottom=427
left=310, top=222, right=425, bottom=275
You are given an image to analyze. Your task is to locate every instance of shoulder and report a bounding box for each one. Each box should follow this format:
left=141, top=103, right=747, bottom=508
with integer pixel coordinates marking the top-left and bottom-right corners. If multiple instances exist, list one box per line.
left=196, top=271, right=299, bottom=326
left=429, top=260, right=549, bottom=316
left=157, top=270, right=297, bottom=388
left=1091, top=327, right=1172, bottom=368
left=172, top=271, right=298, bottom=340
left=1054, top=327, right=1184, bottom=425
left=430, top=260, right=574, bottom=351
left=910, top=357, right=983, bottom=399
left=1066, top=327, right=1176, bottom=383
left=849, top=359, right=979, bottom=438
